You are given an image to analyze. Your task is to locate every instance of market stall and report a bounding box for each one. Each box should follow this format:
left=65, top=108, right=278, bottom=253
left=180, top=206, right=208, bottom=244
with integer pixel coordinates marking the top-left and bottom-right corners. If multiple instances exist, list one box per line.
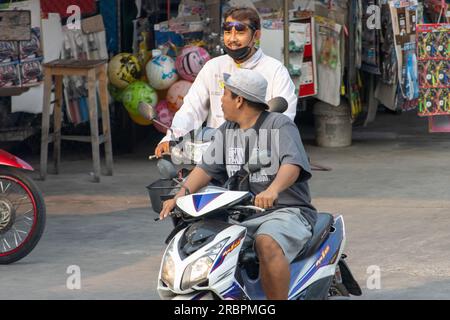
left=0, top=0, right=449, bottom=150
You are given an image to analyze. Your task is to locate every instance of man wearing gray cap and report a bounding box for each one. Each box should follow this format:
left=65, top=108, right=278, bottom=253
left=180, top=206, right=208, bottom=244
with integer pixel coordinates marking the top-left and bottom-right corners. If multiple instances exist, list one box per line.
left=160, top=69, right=317, bottom=300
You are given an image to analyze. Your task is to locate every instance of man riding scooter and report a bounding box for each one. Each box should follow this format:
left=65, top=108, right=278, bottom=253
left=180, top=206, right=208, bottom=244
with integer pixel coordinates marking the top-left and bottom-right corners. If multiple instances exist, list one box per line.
left=155, top=6, right=298, bottom=158
left=159, top=69, right=317, bottom=300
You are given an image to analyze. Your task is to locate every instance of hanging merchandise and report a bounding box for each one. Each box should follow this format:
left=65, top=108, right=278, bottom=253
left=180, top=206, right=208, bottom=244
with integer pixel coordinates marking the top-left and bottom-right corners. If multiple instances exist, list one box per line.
left=20, top=57, right=43, bottom=86
left=175, top=45, right=210, bottom=82
left=146, top=53, right=179, bottom=90
left=0, top=3, right=43, bottom=89
left=417, top=23, right=450, bottom=116
left=122, top=80, right=158, bottom=117
left=361, top=0, right=382, bottom=74
left=0, top=41, right=19, bottom=63
left=315, top=16, right=342, bottom=107
left=288, top=22, right=307, bottom=92
left=347, top=0, right=363, bottom=119
left=108, top=53, right=142, bottom=90
left=154, top=100, right=175, bottom=134
left=290, top=11, right=318, bottom=98
left=354, top=0, right=363, bottom=69
left=380, top=2, right=398, bottom=85
left=424, top=0, right=449, bottom=23
left=61, top=18, right=109, bottom=124
left=403, top=42, right=419, bottom=101
left=0, top=60, right=20, bottom=88
left=389, top=0, right=420, bottom=111
left=19, top=27, right=41, bottom=61
left=166, top=80, right=192, bottom=113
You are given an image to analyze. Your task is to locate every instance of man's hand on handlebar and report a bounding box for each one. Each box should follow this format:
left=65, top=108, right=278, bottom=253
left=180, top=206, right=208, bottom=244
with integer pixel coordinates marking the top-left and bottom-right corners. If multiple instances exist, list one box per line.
left=159, top=198, right=177, bottom=220
left=155, top=141, right=170, bottom=158
left=254, top=188, right=279, bottom=209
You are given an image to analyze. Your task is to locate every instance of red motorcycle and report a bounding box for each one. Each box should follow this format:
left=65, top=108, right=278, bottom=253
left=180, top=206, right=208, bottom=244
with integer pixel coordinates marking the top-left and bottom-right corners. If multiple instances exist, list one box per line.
left=0, top=149, right=45, bottom=264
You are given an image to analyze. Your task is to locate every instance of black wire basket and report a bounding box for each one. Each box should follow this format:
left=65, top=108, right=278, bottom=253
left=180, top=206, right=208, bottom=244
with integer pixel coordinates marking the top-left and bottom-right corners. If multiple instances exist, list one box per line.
left=146, top=179, right=179, bottom=213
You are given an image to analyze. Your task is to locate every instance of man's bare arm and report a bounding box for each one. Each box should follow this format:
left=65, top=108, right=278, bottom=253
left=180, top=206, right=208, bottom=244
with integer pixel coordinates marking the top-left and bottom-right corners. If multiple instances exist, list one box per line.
left=254, top=164, right=300, bottom=209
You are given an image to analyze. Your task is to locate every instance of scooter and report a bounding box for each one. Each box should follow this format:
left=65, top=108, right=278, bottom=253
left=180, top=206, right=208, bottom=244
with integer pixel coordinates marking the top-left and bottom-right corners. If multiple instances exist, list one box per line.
left=139, top=100, right=361, bottom=299
left=0, top=149, right=46, bottom=264
left=153, top=153, right=361, bottom=300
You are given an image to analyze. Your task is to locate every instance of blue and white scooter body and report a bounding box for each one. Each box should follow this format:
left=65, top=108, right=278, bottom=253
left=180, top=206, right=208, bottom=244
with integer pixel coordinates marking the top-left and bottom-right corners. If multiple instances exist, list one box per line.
left=157, top=187, right=352, bottom=300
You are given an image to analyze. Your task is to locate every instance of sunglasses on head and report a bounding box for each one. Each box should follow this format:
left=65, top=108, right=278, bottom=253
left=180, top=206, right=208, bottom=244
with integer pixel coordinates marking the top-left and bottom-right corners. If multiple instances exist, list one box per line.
left=222, top=21, right=256, bottom=32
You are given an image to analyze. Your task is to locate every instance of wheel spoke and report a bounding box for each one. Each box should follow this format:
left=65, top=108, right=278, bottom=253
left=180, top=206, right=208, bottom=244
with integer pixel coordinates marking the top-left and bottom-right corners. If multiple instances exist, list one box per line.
left=0, top=176, right=38, bottom=255
left=2, top=238, right=11, bottom=251
left=12, top=196, right=30, bottom=210
left=0, top=181, right=11, bottom=194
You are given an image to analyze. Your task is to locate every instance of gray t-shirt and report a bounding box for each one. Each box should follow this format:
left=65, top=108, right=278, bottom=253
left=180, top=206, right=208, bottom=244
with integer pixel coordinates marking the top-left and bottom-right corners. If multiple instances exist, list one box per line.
left=198, top=112, right=317, bottom=225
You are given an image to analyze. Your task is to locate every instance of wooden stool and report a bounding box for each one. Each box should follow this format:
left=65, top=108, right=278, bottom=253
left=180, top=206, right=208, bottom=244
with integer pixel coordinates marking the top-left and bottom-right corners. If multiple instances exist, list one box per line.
left=40, top=59, right=113, bottom=182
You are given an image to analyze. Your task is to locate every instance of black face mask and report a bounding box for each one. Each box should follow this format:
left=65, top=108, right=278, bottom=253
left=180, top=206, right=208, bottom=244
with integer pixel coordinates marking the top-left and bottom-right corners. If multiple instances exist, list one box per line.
left=223, top=45, right=252, bottom=61
left=223, top=32, right=255, bottom=61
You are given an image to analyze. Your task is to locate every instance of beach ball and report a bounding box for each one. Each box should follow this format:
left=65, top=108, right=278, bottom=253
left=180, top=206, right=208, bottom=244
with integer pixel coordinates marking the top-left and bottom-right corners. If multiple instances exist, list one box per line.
left=166, top=80, right=192, bottom=112
left=108, top=53, right=142, bottom=89
left=154, top=100, right=175, bottom=134
left=146, top=55, right=178, bottom=90
left=128, top=112, right=152, bottom=126
left=122, top=81, right=158, bottom=117
left=176, top=46, right=210, bottom=82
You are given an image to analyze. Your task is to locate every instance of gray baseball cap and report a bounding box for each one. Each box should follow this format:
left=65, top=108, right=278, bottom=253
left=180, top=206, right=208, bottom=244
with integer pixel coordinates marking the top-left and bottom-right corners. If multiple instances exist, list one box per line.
left=223, top=69, right=269, bottom=109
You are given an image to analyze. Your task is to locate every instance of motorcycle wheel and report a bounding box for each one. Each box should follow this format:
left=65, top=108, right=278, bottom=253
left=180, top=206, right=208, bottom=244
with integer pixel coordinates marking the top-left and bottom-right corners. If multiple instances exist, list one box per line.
left=328, top=283, right=350, bottom=299
left=0, top=167, right=46, bottom=264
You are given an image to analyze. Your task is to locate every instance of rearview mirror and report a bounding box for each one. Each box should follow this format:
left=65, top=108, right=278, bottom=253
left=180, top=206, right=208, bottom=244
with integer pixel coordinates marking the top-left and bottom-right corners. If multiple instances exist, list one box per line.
left=245, top=150, right=271, bottom=173
left=157, top=159, right=178, bottom=180
left=138, top=101, right=157, bottom=121
left=267, top=97, right=288, bottom=113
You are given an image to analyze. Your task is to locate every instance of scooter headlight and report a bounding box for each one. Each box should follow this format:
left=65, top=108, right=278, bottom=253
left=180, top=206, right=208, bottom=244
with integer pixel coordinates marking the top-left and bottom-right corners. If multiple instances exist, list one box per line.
left=161, top=241, right=176, bottom=289
left=181, top=239, right=228, bottom=290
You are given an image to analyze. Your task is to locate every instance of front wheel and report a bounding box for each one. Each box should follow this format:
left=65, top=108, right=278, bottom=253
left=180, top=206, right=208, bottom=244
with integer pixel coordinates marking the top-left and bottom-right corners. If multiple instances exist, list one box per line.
left=0, top=167, right=46, bottom=264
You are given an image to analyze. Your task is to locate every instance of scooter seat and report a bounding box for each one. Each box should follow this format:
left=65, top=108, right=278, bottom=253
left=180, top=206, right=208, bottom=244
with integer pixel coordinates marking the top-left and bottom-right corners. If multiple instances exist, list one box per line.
left=239, top=212, right=334, bottom=266
left=293, top=212, right=334, bottom=262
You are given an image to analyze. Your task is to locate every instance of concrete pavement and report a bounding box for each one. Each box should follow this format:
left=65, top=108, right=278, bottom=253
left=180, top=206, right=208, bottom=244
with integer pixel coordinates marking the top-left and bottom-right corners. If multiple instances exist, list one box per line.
left=1, top=111, right=450, bottom=299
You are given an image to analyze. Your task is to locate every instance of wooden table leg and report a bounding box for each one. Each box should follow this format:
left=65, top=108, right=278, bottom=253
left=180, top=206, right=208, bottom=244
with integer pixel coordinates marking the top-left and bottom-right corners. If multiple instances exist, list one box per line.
left=98, top=65, right=113, bottom=176
left=40, top=69, right=53, bottom=180
left=87, top=69, right=101, bottom=183
left=53, top=75, right=63, bottom=174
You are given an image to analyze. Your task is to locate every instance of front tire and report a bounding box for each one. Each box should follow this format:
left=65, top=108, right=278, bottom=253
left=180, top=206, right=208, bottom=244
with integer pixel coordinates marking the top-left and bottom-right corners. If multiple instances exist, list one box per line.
left=0, top=167, right=46, bottom=264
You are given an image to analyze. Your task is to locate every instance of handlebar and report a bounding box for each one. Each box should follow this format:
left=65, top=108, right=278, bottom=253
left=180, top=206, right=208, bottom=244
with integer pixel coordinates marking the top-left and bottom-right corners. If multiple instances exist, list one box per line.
left=148, top=153, right=171, bottom=160
left=232, top=205, right=265, bottom=213
left=154, top=209, right=181, bottom=222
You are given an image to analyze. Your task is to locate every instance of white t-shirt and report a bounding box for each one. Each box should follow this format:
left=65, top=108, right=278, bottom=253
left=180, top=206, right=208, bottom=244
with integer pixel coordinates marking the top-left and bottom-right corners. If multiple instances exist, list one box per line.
left=161, top=49, right=298, bottom=143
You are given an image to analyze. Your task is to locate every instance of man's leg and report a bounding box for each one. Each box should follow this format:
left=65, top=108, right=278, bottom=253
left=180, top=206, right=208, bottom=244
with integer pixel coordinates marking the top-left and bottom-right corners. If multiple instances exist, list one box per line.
left=255, top=234, right=290, bottom=300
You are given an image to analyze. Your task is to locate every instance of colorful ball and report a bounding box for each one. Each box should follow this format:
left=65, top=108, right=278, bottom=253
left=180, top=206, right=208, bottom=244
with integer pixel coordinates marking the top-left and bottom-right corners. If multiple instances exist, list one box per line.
left=128, top=112, right=152, bottom=126
left=108, top=53, right=142, bottom=89
left=166, top=80, right=192, bottom=112
left=154, top=100, right=175, bottom=134
left=146, top=55, right=178, bottom=90
left=122, top=81, right=158, bottom=117
left=175, top=46, right=210, bottom=82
